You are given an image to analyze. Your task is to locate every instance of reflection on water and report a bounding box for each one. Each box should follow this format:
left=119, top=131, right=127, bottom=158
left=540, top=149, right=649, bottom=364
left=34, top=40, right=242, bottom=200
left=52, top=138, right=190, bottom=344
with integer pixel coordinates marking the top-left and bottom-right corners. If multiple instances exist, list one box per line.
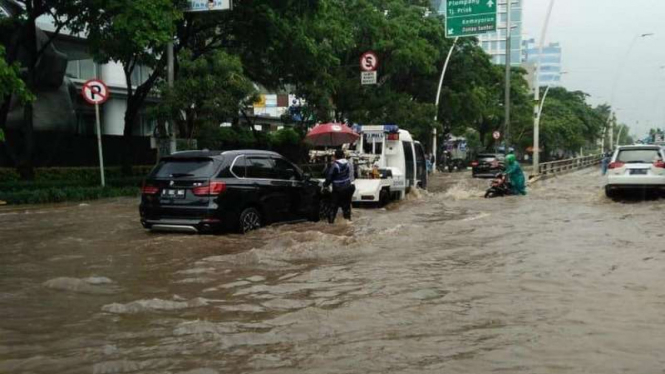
left=2, top=169, right=665, bottom=373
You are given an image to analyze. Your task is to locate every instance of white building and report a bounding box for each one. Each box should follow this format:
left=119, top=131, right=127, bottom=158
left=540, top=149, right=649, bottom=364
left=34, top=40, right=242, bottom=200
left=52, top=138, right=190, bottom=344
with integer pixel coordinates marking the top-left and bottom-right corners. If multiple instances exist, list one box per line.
left=477, top=0, right=523, bottom=66
left=522, top=38, right=563, bottom=87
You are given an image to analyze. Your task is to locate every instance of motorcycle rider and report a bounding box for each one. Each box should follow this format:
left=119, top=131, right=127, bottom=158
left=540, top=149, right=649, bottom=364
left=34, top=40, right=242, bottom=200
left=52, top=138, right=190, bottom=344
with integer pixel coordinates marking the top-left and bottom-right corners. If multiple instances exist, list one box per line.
left=504, top=154, right=527, bottom=195
left=324, top=150, right=356, bottom=223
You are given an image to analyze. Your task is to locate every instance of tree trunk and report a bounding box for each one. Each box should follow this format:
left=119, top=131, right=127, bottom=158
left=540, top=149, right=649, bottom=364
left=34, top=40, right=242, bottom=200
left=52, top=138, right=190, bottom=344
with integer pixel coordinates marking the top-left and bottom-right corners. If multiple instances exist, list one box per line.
left=17, top=16, right=38, bottom=180
left=121, top=100, right=141, bottom=175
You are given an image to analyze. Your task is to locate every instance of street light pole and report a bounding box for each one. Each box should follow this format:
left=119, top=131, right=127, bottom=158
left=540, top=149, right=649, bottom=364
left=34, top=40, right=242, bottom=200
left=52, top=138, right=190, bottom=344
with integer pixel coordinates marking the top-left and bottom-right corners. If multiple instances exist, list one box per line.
left=167, top=41, right=176, bottom=154
left=433, top=36, right=459, bottom=171
left=607, top=33, right=654, bottom=152
left=503, top=0, right=512, bottom=150
left=532, top=0, right=555, bottom=175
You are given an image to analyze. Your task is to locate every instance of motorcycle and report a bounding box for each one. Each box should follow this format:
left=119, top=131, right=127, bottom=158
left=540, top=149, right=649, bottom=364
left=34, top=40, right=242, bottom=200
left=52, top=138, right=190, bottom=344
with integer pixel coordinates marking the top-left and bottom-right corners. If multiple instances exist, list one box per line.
left=484, top=173, right=513, bottom=198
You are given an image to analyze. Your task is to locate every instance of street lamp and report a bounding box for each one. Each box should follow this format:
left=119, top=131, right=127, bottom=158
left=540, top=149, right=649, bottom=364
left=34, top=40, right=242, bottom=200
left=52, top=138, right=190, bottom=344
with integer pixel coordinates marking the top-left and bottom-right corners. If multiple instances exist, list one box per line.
left=532, top=0, right=556, bottom=176
left=432, top=36, right=460, bottom=171
left=607, top=32, right=654, bottom=148
left=536, top=72, right=568, bottom=119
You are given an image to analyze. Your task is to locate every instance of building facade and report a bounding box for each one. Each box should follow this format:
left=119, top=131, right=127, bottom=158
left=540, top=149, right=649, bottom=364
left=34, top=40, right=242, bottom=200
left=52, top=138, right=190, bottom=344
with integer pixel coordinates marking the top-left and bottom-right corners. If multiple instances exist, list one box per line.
left=477, top=0, right=522, bottom=66
left=431, top=0, right=523, bottom=66
left=522, top=38, right=563, bottom=87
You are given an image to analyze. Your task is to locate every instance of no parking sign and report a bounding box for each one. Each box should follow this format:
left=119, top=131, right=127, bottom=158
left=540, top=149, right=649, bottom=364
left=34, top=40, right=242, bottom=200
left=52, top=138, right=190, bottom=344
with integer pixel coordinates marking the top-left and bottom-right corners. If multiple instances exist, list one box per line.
left=81, top=79, right=109, bottom=187
left=81, top=79, right=110, bottom=105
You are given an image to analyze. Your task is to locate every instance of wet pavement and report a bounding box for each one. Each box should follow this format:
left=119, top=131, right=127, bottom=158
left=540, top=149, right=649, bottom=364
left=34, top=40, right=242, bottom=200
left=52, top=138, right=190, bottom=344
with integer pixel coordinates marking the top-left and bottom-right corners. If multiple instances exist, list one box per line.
left=1, top=168, right=665, bottom=374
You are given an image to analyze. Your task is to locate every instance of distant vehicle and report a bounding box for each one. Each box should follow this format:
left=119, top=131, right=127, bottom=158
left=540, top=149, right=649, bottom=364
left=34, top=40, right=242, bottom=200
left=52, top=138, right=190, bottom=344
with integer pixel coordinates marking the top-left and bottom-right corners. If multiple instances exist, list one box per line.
left=440, top=136, right=468, bottom=172
left=347, top=125, right=427, bottom=206
left=139, top=150, right=321, bottom=234
left=471, top=153, right=506, bottom=178
left=605, top=145, right=665, bottom=198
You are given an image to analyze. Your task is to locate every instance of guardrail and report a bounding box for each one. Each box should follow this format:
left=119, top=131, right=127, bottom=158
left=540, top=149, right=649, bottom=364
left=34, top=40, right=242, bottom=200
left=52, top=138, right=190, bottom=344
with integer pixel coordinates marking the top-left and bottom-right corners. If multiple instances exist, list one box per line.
left=536, top=154, right=602, bottom=176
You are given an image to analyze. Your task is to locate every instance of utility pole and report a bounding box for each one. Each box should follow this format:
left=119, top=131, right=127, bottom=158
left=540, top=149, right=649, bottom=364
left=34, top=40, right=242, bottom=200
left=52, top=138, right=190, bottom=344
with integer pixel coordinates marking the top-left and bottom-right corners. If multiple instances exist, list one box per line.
left=503, top=0, right=512, bottom=151
left=167, top=41, right=176, bottom=154
left=532, top=0, right=555, bottom=174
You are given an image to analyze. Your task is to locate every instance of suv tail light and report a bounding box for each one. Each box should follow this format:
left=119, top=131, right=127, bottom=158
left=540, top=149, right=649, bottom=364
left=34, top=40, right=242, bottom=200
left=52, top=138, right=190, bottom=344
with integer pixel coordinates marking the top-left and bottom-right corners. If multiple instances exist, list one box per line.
left=193, top=181, right=226, bottom=196
left=654, top=160, right=665, bottom=168
left=608, top=161, right=625, bottom=170
left=141, top=184, right=159, bottom=195
left=471, top=161, right=479, bottom=167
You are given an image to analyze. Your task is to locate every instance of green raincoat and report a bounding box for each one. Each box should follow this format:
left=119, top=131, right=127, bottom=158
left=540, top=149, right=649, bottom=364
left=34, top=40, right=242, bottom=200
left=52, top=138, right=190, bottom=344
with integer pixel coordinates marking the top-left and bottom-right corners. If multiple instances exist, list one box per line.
left=505, top=157, right=526, bottom=195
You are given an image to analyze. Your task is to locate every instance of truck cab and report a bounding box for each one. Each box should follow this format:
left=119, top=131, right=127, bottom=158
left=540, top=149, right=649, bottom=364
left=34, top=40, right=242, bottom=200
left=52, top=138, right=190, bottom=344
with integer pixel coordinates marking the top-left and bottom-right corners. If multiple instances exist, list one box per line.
left=349, top=125, right=426, bottom=205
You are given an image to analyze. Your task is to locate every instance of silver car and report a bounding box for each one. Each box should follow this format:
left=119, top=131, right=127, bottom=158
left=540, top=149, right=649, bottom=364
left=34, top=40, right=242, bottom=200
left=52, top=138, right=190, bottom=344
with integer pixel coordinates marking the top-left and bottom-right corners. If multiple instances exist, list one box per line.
left=605, top=145, right=665, bottom=198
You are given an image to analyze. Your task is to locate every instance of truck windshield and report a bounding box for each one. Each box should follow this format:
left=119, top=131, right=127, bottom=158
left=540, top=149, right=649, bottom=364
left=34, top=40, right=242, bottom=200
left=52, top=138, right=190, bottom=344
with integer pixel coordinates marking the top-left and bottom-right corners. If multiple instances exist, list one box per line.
left=363, top=134, right=384, bottom=155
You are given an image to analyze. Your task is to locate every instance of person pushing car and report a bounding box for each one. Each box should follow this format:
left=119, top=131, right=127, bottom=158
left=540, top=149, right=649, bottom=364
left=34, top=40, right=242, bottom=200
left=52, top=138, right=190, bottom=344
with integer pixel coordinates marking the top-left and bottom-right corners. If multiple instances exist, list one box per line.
left=324, top=150, right=356, bottom=223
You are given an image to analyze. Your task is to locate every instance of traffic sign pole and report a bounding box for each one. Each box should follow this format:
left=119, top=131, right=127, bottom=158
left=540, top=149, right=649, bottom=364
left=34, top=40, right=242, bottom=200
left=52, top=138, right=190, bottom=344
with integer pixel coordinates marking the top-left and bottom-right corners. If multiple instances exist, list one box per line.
left=94, top=102, right=105, bottom=187
left=81, top=79, right=110, bottom=187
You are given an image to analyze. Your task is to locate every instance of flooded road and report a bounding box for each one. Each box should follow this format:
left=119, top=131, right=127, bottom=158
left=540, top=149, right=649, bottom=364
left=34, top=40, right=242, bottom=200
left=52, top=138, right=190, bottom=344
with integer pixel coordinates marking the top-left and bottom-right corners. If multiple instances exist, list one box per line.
left=2, top=168, right=665, bottom=374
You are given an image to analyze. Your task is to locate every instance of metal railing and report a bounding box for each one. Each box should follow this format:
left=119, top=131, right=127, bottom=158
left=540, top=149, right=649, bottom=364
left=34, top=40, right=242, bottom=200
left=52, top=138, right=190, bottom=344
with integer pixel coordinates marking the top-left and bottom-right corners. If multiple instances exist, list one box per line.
left=537, top=154, right=602, bottom=176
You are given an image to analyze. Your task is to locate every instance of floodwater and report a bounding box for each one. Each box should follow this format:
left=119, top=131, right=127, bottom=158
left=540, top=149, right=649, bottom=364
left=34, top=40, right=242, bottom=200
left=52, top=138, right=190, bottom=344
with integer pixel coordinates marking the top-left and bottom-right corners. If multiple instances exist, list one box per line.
left=1, top=168, right=665, bottom=374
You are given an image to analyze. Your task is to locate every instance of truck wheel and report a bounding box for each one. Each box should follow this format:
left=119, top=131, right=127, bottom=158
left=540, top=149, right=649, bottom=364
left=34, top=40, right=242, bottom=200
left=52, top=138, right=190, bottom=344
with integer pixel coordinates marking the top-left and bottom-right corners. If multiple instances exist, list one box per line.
left=379, top=189, right=390, bottom=207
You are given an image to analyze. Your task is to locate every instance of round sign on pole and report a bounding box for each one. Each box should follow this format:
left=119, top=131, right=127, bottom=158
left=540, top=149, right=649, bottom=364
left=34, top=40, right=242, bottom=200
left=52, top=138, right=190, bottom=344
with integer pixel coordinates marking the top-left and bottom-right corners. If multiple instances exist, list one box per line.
left=360, top=51, right=379, bottom=72
left=493, top=131, right=501, bottom=140
left=82, top=79, right=110, bottom=105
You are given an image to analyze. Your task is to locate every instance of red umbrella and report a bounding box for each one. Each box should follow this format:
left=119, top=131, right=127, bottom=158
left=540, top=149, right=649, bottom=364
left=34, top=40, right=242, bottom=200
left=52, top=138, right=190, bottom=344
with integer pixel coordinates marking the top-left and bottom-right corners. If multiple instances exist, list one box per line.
left=305, top=123, right=359, bottom=147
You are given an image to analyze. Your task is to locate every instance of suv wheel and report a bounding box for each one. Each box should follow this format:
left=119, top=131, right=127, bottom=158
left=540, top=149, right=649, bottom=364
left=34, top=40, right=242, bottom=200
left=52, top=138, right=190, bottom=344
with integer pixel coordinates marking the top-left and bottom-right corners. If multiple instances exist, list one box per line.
left=239, top=207, right=262, bottom=234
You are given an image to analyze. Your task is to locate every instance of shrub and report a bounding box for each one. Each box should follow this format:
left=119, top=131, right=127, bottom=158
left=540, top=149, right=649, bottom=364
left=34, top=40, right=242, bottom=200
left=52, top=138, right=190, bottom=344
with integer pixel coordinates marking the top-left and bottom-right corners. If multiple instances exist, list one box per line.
left=0, top=186, right=139, bottom=205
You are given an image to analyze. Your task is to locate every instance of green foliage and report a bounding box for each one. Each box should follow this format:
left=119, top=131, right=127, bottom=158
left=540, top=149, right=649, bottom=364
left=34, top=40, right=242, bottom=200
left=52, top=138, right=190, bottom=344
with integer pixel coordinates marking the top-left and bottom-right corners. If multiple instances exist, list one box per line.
left=0, top=186, right=139, bottom=205
left=82, top=0, right=181, bottom=69
left=0, top=166, right=153, bottom=185
left=153, top=49, right=257, bottom=139
left=197, top=125, right=258, bottom=150
left=539, top=88, right=607, bottom=155
left=0, top=165, right=148, bottom=204
left=0, top=46, right=34, bottom=105
left=268, top=128, right=301, bottom=148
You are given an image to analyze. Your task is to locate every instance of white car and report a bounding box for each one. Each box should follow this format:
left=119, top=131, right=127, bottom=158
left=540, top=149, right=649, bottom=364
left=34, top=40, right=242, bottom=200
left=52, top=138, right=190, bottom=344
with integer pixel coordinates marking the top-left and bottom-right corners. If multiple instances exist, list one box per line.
left=605, top=145, right=665, bottom=197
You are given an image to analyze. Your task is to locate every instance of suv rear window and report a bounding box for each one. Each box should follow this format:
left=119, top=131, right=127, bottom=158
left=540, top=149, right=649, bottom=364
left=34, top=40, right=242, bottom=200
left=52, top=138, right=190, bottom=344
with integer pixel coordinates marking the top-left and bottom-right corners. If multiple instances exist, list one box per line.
left=617, top=149, right=662, bottom=164
left=152, top=158, right=217, bottom=178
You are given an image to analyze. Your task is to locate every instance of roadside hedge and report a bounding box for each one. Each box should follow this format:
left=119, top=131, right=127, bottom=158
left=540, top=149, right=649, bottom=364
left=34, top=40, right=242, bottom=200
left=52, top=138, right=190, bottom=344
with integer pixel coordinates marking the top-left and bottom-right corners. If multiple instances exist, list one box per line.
left=0, top=165, right=154, bottom=184
left=0, top=186, right=139, bottom=205
left=0, top=166, right=152, bottom=204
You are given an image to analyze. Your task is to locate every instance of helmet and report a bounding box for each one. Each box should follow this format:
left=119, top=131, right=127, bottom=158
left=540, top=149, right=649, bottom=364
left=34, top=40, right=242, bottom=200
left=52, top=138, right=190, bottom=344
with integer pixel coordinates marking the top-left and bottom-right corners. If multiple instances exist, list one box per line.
left=505, top=154, right=516, bottom=164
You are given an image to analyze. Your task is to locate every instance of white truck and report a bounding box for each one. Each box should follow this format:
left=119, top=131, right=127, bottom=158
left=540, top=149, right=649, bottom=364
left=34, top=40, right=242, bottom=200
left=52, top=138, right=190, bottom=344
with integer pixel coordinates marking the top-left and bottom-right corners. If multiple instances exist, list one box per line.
left=349, top=125, right=427, bottom=206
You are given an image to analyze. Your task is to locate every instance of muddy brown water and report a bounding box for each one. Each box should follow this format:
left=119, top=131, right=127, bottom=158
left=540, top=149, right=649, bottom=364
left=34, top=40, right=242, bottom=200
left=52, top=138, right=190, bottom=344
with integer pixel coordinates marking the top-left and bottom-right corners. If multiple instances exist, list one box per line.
left=1, top=168, right=665, bottom=373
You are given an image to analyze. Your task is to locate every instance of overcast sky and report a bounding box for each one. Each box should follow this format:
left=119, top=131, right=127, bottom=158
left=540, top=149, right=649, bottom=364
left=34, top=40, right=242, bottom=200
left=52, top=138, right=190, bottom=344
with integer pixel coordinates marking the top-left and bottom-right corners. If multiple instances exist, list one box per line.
left=522, top=0, right=665, bottom=138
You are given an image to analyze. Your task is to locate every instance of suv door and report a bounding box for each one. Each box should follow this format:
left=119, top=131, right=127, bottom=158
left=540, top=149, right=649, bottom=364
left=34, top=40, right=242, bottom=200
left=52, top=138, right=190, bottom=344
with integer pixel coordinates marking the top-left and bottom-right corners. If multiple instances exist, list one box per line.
left=272, top=156, right=316, bottom=219
left=246, top=156, right=291, bottom=223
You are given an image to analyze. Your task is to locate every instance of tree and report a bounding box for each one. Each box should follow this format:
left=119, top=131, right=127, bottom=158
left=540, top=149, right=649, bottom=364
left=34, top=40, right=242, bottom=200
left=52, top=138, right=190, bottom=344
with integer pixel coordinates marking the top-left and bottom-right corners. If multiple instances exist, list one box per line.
left=152, top=49, right=257, bottom=145
left=538, top=87, right=607, bottom=158
left=1, top=0, right=85, bottom=178
left=80, top=0, right=181, bottom=172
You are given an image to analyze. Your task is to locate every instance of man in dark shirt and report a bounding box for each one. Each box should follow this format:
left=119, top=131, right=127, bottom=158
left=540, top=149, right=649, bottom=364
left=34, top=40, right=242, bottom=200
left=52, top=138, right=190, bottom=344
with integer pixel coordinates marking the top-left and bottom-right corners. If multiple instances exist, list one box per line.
left=324, top=150, right=356, bottom=223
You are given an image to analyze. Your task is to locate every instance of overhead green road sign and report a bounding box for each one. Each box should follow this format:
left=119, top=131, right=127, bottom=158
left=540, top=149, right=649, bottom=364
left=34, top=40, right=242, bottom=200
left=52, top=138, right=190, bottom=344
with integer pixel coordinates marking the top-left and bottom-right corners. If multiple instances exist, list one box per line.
left=445, top=0, right=497, bottom=38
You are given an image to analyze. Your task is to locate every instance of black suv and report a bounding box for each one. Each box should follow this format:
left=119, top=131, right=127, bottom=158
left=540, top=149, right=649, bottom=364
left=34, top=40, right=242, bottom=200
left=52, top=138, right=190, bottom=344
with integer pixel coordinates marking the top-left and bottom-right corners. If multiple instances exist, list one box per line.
left=471, top=153, right=505, bottom=178
left=139, top=150, right=321, bottom=234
